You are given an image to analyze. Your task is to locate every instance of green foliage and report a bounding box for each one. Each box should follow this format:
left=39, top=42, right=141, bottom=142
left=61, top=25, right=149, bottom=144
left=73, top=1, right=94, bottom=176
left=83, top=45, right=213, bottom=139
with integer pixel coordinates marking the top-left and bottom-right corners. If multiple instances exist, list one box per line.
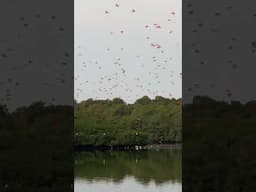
left=75, top=96, right=182, bottom=146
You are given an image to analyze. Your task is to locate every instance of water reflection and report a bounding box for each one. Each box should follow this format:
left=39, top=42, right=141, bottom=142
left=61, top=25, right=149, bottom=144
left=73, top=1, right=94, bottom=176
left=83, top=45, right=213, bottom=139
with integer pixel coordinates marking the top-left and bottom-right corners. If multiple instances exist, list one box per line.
left=75, top=149, right=181, bottom=192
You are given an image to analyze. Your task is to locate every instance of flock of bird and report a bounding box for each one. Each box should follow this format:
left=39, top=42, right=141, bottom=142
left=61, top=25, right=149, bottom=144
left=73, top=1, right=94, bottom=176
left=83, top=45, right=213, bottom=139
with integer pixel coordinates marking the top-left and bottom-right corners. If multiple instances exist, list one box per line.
left=75, top=2, right=181, bottom=103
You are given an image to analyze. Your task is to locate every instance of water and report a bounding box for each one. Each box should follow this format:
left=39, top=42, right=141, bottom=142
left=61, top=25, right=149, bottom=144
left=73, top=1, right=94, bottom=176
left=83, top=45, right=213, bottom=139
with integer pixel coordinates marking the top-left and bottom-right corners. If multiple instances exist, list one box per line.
left=75, top=149, right=181, bottom=192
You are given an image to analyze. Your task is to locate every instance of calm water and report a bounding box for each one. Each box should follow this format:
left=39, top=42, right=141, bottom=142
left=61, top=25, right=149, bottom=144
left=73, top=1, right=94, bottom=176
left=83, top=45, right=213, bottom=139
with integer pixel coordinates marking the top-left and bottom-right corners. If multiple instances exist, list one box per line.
left=75, top=149, right=181, bottom=192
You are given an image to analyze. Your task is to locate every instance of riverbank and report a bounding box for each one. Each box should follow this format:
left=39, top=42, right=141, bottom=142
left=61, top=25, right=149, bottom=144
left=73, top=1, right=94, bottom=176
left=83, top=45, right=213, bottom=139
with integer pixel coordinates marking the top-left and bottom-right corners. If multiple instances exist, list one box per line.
left=74, top=143, right=182, bottom=152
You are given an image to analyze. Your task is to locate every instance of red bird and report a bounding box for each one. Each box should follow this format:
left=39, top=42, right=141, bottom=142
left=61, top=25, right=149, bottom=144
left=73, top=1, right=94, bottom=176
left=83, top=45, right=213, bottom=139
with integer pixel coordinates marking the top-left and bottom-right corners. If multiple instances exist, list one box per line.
left=154, top=44, right=161, bottom=48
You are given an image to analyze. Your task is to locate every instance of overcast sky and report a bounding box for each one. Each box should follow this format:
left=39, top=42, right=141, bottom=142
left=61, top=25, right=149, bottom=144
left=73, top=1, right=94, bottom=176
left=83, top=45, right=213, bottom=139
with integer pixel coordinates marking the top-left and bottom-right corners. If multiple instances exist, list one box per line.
left=75, top=0, right=181, bottom=103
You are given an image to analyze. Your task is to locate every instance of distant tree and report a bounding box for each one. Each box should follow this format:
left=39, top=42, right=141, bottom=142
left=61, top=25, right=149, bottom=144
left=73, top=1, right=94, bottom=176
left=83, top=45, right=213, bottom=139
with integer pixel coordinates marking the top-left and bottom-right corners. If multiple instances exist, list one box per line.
left=154, top=96, right=171, bottom=105
left=112, top=98, right=126, bottom=105
left=135, top=96, right=151, bottom=105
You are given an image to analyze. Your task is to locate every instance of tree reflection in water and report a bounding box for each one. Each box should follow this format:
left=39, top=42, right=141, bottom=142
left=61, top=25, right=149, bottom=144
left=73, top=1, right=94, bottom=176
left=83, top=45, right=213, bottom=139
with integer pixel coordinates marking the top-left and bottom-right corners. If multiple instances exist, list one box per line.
left=75, top=149, right=181, bottom=185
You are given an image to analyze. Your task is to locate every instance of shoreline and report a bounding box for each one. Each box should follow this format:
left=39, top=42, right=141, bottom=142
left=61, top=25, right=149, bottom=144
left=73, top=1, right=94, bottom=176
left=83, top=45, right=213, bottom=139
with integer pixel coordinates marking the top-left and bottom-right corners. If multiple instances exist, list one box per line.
left=74, top=143, right=182, bottom=152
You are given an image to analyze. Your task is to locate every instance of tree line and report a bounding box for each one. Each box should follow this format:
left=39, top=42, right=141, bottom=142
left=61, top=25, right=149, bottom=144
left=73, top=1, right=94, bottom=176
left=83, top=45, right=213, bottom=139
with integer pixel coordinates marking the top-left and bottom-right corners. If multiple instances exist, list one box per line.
left=75, top=96, right=182, bottom=146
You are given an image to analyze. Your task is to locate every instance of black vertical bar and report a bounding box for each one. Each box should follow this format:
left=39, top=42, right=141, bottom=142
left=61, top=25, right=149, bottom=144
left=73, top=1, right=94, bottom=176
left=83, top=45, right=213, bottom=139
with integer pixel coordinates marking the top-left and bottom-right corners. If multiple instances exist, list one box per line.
left=0, top=0, right=74, bottom=191
left=183, top=0, right=256, bottom=191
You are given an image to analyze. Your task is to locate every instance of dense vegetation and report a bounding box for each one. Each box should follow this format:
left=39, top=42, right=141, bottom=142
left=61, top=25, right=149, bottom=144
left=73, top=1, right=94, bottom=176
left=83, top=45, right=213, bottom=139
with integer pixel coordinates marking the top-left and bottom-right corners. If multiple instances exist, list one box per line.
left=75, top=96, right=182, bottom=146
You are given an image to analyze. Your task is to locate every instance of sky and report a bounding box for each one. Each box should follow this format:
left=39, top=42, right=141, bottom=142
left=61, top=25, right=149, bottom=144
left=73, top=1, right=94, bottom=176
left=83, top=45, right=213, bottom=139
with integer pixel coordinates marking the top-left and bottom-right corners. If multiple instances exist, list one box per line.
left=75, top=0, right=182, bottom=103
